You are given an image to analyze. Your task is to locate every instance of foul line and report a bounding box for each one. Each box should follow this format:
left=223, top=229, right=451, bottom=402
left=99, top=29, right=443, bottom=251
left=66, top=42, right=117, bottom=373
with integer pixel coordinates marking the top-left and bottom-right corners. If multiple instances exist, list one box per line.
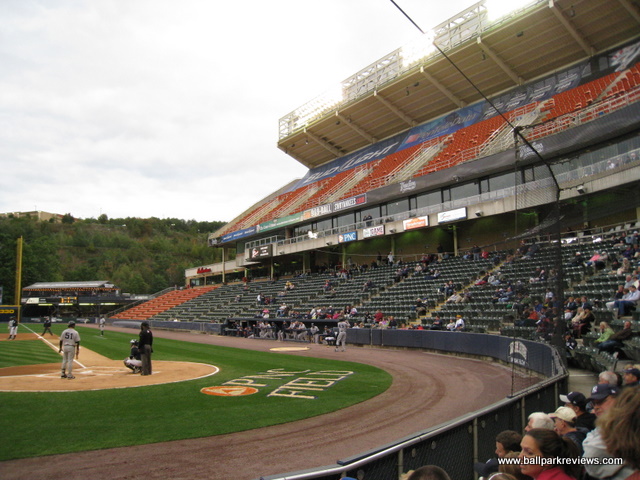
left=21, top=324, right=87, bottom=369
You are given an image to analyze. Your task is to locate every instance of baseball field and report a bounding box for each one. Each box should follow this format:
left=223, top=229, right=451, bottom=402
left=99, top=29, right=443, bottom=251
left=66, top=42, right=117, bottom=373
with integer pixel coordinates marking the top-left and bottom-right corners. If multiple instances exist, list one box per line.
left=0, top=324, right=392, bottom=461
left=2, top=324, right=522, bottom=480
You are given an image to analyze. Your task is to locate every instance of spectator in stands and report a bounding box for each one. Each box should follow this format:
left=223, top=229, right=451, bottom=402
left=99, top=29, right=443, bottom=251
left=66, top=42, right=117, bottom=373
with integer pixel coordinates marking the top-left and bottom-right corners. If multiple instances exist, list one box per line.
left=606, top=285, right=628, bottom=311
left=594, top=321, right=615, bottom=346
left=424, top=269, right=441, bottom=280
left=598, top=386, right=640, bottom=480
left=402, top=465, right=451, bottom=480
left=622, top=365, right=640, bottom=388
left=474, top=430, right=522, bottom=479
left=548, top=407, right=586, bottom=455
left=582, top=383, right=635, bottom=480
left=497, top=452, right=528, bottom=480
left=446, top=290, right=463, bottom=304
left=446, top=318, right=456, bottom=331
left=616, top=257, right=632, bottom=276
left=524, top=412, right=555, bottom=432
left=624, top=274, right=637, bottom=289
left=387, top=251, right=394, bottom=265
left=598, top=370, right=620, bottom=386
left=454, top=314, right=465, bottom=331
left=516, top=307, right=539, bottom=327
left=572, top=305, right=594, bottom=338
left=560, top=391, right=596, bottom=432
left=610, top=284, right=639, bottom=318
left=362, top=279, right=374, bottom=292
left=524, top=242, right=540, bottom=259
left=430, top=314, right=444, bottom=330
left=472, top=244, right=482, bottom=261
left=570, top=251, right=584, bottom=267
left=517, top=240, right=529, bottom=259
left=413, top=298, right=427, bottom=316
left=564, top=332, right=577, bottom=360
left=519, top=428, right=581, bottom=480
left=535, top=315, right=553, bottom=341
left=579, top=296, right=593, bottom=311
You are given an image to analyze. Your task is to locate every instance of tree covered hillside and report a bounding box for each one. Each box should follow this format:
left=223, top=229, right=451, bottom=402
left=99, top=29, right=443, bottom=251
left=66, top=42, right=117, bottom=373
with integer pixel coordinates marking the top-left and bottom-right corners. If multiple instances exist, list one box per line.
left=0, top=215, right=227, bottom=304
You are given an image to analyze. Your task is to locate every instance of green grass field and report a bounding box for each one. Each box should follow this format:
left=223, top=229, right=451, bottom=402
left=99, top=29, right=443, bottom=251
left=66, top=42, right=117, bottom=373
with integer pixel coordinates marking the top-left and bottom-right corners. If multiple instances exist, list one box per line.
left=0, top=325, right=392, bottom=461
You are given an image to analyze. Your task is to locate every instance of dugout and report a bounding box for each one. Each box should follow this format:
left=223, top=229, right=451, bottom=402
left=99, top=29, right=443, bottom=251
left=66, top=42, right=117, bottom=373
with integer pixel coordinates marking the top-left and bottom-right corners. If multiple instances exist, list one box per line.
left=21, top=281, right=136, bottom=319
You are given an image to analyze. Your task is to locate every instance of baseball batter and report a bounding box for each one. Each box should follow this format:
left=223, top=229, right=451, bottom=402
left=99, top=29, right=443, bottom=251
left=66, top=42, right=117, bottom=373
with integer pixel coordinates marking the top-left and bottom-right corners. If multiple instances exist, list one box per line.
left=58, top=321, right=81, bottom=379
left=335, top=319, right=350, bottom=352
left=8, top=317, right=18, bottom=340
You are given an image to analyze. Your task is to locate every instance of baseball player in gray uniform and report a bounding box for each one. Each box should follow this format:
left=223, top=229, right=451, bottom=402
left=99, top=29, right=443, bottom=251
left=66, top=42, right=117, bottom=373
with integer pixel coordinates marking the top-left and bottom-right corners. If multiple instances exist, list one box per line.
left=8, top=317, right=18, bottom=340
left=58, top=321, right=81, bottom=379
left=335, top=318, right=350, bottom=352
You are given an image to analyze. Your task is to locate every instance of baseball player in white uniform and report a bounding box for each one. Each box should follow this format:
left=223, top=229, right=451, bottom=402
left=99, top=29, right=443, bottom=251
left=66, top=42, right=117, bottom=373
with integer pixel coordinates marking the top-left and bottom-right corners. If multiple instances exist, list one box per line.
left=99, top=317, right=106, bottom=336
left=59, top=321, right=81, bottom=379
left=8, top=317, right=18, bottom=340
left=335, top=319, right=350, bottom=352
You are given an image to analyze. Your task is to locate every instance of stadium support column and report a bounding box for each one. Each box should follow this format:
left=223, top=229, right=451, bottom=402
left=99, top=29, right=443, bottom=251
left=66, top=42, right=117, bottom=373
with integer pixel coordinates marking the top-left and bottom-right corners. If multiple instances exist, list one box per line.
left=451, top=225, right=458, bottom=257
left=221, top=248, right=226, bottom=284
left=303, top=252, right=310, bottom=274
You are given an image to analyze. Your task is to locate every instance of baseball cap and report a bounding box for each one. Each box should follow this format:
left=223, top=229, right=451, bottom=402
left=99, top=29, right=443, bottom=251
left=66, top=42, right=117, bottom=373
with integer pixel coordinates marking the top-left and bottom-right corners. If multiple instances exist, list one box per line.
left=623, top=367, right=640, bottom=378
left=588, top=384, right=620, bottom=402
left=559, top=391, right=587, bottom=408
left=549, top=406, right=577, bottom=424
left=130, top=339, right=137, bottom=344
left=68, top=320, right=76, bottom=327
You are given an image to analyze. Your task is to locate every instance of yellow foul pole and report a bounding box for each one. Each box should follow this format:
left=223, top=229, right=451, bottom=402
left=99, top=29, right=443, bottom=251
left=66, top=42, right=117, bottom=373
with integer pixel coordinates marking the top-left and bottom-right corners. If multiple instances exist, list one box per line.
left=14, top=236, right=23, bottom=323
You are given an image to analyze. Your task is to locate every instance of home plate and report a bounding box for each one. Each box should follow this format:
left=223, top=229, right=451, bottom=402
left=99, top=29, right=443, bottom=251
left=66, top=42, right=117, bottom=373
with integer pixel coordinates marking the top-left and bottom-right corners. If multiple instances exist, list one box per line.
left=269, top=347, right=310, bottom=352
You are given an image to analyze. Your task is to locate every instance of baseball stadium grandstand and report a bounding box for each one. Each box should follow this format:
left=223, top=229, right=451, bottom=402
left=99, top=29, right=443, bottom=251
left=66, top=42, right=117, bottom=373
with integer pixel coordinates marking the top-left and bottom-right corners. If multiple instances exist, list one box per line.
left=107, top=1, right=640, bottom=478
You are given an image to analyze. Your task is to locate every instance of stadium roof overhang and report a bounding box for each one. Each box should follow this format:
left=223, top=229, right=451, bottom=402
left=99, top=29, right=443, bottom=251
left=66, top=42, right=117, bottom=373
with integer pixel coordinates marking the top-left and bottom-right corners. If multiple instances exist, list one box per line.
left=23, top=281, right=117, bottom=291
left=277, top=0, right=640, bottom=170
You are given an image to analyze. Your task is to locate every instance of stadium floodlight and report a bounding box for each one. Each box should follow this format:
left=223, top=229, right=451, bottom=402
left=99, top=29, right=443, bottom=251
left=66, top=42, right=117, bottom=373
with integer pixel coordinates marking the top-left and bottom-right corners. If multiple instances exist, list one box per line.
left=400, top=30, right=436, bottom=68
left=486, top=0, right=535, bottom=22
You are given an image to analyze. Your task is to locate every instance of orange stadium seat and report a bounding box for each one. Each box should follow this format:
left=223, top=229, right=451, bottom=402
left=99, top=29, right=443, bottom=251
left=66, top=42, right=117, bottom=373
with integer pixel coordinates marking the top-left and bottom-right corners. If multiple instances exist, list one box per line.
left=111, top=286, right=217, bottom=321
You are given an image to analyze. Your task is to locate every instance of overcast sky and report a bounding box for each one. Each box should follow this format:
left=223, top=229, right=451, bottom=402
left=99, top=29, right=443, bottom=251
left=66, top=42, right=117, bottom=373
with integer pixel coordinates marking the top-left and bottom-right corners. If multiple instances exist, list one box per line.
left=0, top=0, right=474, bottom=222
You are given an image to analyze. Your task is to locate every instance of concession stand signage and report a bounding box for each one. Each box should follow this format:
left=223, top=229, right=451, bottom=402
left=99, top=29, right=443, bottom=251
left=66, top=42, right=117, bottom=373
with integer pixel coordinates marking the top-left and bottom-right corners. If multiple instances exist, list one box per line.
left=403, top=216, right=429, bottom=230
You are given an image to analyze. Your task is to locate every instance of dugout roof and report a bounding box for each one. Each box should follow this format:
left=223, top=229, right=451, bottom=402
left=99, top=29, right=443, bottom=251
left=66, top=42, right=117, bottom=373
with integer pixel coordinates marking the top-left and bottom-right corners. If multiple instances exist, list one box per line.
left=278, top=0, right=640, bottom=169
left=23, top=281, right=117, bottom=291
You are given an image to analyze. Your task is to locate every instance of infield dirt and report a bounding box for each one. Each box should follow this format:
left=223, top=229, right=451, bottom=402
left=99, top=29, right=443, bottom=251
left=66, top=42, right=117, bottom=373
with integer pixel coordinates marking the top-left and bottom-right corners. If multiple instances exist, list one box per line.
left=0, top=333, right=218, bottom=392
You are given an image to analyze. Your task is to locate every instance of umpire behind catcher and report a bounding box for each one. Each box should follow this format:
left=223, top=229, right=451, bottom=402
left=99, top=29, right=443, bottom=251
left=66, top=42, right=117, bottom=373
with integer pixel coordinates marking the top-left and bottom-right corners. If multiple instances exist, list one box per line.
left=138, top=321, right=153, bottom=376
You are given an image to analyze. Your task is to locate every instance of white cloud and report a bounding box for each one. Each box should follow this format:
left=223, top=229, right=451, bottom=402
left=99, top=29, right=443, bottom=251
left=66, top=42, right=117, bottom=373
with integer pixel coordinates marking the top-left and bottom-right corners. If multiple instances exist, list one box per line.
left=0, top=0, right=472, bottom=222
